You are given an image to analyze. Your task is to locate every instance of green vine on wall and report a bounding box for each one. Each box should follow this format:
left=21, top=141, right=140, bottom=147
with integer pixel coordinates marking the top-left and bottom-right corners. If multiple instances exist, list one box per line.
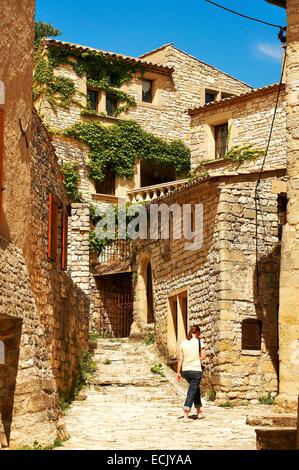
left=33, top=25, right=144, bottom=115
left=63, top=120, right=191, bottom=183
left=222, top=144, right=265, bottom=169
left=61, top=162, right=83, bottom=202
left=89, top=202, right=145, bottom=254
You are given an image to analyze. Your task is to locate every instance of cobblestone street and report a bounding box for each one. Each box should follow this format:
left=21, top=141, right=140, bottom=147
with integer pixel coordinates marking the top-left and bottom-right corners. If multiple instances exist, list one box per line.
left=57, top=339, right=273, bottom=450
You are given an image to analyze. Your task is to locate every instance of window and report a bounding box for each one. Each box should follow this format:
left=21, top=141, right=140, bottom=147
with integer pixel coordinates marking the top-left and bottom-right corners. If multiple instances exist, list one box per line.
left=278, top=194, right=287, bottom=241
left=215, top=123, right=228, bottom=159
left=221, top=92, right=235, bottom=100
left=142, top=80, right=153, bottom=103
left=0, top=110, right=3, bottom=223
left=205, top=90, right=217, bottom=104
left=95, top=169, right=115, bottom=195
left=242, top=319, right=262, bottom=350
left=106, top=93, right=118, bottom=116
left=87, top=89, right=99, bottom=111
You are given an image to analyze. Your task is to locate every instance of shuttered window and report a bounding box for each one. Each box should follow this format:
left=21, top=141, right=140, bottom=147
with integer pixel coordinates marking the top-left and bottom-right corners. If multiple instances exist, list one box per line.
left=48, top=193, right=61, bottom=262
left=242, top=319, right=262, bottom=350
left=0, top=110, right=4, bottom=223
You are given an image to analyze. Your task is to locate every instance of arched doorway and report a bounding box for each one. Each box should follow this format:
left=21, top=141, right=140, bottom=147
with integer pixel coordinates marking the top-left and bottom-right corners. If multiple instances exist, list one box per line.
left=146, top=263, right=154, bottom=324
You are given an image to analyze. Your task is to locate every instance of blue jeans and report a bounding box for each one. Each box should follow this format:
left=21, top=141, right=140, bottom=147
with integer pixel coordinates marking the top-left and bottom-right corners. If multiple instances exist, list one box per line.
left=182, top=370, right=203, bottom=410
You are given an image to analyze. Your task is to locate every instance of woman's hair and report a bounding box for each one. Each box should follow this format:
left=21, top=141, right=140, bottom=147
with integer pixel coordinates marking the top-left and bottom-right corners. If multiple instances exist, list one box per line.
left=186, top=325, right=201, bottom=340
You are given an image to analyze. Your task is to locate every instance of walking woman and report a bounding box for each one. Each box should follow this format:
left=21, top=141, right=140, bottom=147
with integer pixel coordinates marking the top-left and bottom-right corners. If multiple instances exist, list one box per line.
left=177, top=325, right=206, bottom=421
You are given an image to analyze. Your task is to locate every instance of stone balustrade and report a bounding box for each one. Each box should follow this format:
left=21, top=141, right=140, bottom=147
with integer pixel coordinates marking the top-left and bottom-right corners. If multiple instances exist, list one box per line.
left=127, top=179, right=188, bottom=203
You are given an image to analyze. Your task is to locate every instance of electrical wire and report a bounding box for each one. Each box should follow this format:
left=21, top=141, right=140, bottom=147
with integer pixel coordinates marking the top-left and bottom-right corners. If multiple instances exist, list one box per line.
left=205, top=0, right=285, bottom=30
left=254, top=52, right=287, bottom=295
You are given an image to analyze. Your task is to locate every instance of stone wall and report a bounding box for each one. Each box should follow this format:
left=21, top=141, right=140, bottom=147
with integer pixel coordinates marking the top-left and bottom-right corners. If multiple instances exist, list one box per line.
left=136, top=44, right=251, bottom=144
left=134, top=170, right=285, bottom=401
left=276, top=0, right=299, bottom=410
left=0, top=238, right=59, bottom=448
left=190, top=86, right=286, bottom=173
left=41, top=43, right=251, bottom=148
left=30, top=111, right=90, bottom=400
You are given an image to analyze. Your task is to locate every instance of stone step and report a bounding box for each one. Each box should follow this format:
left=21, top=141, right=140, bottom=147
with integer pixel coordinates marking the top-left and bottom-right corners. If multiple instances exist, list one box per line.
left=92, top=376, right=167, bottom=387
left=246, top=414, right=297, bottom=428
left=255, top=426, right=297, bottom=450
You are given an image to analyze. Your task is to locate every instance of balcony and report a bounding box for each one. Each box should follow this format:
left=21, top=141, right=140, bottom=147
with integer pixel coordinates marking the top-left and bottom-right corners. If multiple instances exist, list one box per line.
left=127, top=179, right=188, bottom=203
left=91, top=240, right=132, bottom=276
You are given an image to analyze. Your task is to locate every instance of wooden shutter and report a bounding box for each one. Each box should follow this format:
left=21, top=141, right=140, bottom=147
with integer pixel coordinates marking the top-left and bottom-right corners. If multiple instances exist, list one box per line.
left=0, top=110, right=4, bottom=223
left=242, top=319, right=262, bottom=350
left=48, top=193, right=60, bottom=262
left=61, top=209, right=68, bottom=270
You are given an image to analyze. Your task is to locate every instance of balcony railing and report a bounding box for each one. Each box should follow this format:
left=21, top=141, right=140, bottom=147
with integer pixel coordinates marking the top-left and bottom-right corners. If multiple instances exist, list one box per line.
left=98, top=239, right=131, bottom=264
left=127, top=179, right=188, bottom=203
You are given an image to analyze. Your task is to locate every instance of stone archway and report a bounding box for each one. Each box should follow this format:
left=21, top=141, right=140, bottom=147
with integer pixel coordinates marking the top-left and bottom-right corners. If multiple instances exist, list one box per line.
left=131, top=253, right=154, bottom=337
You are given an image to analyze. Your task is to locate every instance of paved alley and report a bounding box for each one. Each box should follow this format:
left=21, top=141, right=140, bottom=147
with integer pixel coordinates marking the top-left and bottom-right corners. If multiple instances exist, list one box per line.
left=58, top=339, right=268, bottom=450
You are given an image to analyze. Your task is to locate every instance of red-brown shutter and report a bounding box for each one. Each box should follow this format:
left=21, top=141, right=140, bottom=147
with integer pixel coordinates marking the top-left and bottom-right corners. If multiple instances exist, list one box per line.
left=48, top=193, right=53, bottom=259
left=61, top=209, right=68, bottom=270
left=0, top=110, right=4, bottom=223
left=48, top=193, right=60, bottom=262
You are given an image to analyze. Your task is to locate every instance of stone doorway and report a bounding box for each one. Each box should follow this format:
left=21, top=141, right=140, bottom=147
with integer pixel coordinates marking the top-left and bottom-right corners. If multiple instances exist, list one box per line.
left=0, top=314, right=22, bottom=446
left=167, top=289, right=189, bottom=357
left=94, top=273, right=133, bottom=338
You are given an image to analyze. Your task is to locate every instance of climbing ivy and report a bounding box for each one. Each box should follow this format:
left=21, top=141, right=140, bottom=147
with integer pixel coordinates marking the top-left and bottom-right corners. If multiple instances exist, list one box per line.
left=33, top=30, right=144, bottom=115
left=61, top=162, right=82, bottom=202
left=89, top=202, right=145, bottom=254
left=63, top=120, right=191, bottom=183
left=223, top=144, right=265, bottom=169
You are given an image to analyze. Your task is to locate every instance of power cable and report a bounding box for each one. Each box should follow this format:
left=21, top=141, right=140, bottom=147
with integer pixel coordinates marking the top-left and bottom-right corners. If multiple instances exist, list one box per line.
left=254, top=52, right=286, bottom=295
left=205, top=0, right=286, bottom=43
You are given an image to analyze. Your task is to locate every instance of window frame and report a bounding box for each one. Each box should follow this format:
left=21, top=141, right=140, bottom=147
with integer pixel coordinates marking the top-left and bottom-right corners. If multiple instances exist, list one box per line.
left=87, top=89, right=99, bottom=112
left=106, top=93, right=118, bottom=117
left=142, top=79, right=153, bottom=104
left=214, top=122, right=229, bottom=159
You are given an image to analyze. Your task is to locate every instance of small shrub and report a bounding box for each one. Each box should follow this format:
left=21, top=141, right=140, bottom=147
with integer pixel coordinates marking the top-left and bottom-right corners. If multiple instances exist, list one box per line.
left=72, top=351, right=97, bottom=398
left=207, top=390, right=216, bottom=402
left=219, top=401, right=233, bottom=408
left=150, top=363, right=165, bottom=377
left=89, top=331, right=102, bottom=342
left=259, top=392, right=276, bottom=405
left=17, top=438, right=63, bottom=451
left=144, top=332, right=155, bottom=346
left=103, top=359, right=112, bottom=365
left=60, top=399, right=71, bottom=414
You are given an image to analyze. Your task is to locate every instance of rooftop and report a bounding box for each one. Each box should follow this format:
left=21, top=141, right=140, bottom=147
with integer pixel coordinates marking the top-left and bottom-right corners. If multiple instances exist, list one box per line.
left=45, top=39, right=174, bottom=75
left=189, top=83, right=284, bottom=115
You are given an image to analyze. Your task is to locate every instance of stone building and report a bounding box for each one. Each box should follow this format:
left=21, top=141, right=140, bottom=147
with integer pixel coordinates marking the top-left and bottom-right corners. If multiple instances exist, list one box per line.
left=36, top=39, right=251, bottom=337
left=0, top=1, right=90, bottom=448
left=133, top=83, right=287, bottom=402
left=265, top=0, right=299, bottom=411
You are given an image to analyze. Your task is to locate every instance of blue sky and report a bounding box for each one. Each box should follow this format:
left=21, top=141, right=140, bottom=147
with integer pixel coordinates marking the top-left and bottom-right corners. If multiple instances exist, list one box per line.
left=36, top=0, right=286, bottom=88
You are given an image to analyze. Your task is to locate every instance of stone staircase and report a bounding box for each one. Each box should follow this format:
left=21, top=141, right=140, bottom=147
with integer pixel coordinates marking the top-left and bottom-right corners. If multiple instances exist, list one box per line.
left=90, top=338, right=185, bottom=402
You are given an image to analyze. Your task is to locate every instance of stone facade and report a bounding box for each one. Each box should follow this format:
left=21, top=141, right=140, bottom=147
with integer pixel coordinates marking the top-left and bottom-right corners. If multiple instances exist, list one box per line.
left=134, top=169, right=285, bottom=401
left=275, top=0, right=299, bottom=410
left=189, top=84, right=286, bottom=172
left=0, top=1, right=90, bottom=448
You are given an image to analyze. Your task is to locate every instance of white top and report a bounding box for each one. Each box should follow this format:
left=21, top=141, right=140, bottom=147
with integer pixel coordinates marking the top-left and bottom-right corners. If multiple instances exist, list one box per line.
left=179, top=337, right=206, bottom=372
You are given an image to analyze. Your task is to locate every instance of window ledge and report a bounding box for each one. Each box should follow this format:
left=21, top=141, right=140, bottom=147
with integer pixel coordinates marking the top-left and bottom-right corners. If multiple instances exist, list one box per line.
left=137, top=101, right=164, bottom=111
left=241, top=350, right=262, bottom=356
